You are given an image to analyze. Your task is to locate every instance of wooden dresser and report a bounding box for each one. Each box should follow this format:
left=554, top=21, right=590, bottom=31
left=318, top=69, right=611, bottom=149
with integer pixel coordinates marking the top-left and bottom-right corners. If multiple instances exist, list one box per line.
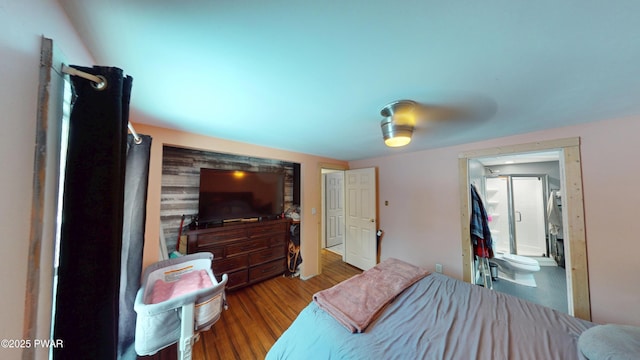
left=186, top=218, right=290, bottom=290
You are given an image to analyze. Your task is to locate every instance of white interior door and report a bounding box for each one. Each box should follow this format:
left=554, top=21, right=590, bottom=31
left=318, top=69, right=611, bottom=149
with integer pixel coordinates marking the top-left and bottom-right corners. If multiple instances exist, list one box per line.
left=345, top=167, right=377, bottom=270
left=325, top=172, right=344, bottom=248
left=513, top=177, right=547, bottom=256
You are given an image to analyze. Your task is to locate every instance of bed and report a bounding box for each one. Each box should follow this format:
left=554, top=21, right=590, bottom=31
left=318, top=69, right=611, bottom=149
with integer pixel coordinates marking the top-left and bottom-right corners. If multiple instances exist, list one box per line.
left=266, top=259, right=597, bottom=360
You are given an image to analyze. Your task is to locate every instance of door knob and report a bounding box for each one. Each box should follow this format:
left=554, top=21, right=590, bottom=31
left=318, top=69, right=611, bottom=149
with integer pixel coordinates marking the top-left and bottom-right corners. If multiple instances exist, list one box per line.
left=370, top=219, right=375, bottom=223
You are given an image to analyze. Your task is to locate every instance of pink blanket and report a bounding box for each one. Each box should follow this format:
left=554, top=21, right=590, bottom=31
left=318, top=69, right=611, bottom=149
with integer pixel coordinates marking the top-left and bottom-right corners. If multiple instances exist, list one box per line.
left=150, top=269, right=213, bottom=304
left=313, top=258, right=430, bottom=333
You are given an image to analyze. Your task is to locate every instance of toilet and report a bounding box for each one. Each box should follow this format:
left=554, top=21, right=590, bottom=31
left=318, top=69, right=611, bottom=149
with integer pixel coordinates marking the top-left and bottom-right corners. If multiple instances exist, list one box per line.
left=490, top=252, right=541, bottom=287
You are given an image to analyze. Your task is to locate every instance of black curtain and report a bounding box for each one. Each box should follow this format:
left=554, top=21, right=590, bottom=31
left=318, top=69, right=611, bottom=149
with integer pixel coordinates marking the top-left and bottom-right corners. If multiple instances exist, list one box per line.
left=53, top=66, right=150, bottom=359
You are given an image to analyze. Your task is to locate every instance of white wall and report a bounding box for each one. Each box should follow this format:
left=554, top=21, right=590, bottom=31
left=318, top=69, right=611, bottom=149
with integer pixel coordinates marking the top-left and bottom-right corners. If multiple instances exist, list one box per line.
left=0, top=0, right=93, bottom=358
left=350, top=115, right=640, bottom=326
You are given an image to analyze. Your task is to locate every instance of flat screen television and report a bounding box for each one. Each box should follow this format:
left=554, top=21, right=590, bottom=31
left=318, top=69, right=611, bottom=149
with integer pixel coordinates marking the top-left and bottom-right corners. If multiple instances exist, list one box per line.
left=198, top=168, right=284, bottom=223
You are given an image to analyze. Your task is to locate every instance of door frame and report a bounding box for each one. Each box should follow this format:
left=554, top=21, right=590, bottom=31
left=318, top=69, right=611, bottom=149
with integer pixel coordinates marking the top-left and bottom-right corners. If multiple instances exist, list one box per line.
left=318, top=163, right=348, bottom=270
left=458, top=137, right=591, bottom=320
left=24, top=37, right=67, bottom=359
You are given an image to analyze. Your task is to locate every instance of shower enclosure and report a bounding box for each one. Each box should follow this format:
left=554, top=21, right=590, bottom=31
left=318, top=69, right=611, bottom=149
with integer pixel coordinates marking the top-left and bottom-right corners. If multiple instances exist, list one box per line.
left=484, top=175, right=549, bottom=257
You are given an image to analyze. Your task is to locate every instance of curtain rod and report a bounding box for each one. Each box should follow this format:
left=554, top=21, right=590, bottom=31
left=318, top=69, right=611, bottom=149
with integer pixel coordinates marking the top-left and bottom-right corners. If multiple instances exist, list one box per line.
left=61, top=65, right=142, bottom=144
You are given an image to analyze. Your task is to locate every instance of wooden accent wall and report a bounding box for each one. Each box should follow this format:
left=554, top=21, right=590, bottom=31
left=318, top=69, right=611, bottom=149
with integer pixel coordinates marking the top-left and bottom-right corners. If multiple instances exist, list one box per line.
left=161, top=146, right=295, bottom=253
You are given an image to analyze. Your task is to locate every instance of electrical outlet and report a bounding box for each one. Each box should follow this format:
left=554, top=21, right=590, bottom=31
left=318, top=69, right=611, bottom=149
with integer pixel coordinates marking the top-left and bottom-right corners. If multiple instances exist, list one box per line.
left=435, top=264, right=443, bottom=273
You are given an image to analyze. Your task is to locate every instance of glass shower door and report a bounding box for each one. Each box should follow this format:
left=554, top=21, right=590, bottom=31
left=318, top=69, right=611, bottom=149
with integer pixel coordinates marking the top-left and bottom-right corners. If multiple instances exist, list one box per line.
left=485, top=175, right=548, bottom=256
left=512, top=177, right=547, bottom=256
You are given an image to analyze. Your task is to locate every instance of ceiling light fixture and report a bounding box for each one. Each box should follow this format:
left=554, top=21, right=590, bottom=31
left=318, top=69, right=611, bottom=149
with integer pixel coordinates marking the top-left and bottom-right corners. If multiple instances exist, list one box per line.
left=380, top=100, right=417, bottom=147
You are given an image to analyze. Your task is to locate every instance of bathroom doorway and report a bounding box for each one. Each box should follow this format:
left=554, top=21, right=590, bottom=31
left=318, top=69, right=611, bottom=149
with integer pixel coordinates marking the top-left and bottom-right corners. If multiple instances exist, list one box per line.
left=459, top=137, right=591, bottom=321
left=483, top=170, right=566, bottom=313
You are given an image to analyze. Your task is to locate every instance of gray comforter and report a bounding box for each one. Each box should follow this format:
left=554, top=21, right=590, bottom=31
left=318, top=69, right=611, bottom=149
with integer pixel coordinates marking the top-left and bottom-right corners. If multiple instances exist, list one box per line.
left=267, top=273, right=595, bottom=359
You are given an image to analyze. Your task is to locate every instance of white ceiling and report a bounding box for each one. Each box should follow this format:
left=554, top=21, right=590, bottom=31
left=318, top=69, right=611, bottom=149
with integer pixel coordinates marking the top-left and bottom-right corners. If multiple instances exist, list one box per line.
left=58, top=1, right=640, bottom=161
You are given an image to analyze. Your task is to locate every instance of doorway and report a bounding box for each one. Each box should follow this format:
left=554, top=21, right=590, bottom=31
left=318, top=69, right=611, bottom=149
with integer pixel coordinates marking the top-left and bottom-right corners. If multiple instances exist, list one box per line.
left=319, top=165, right=378, bottom=272
left=323, top=170, right=345, bottom=255
left=483, top=168, right=566, bottom=313
left=459, top=137, right=591, bottom=321
left=320, top=165, right=348, bottom=269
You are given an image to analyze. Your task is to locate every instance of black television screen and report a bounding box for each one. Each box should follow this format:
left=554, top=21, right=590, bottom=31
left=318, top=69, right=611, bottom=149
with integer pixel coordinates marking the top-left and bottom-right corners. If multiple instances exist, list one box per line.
left=198, top=169, right=284, bottom=223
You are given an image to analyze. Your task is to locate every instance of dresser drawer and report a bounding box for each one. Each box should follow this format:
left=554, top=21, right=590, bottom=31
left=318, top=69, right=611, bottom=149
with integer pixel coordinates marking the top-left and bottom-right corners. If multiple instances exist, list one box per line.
left=226, top=237, right=268, bottom=255
left=248, top=222, right=287, bottom=237
left=249, top=259, right=285, bottom=283
left=196, top=228, right=247, bottom=246
left=212, top=255, right=248, bottom=273
left=249, top=247, right=284, bottom=266
left=223, top=269, right=248, bottom=291
left=197, top=245, right=224, bottom=259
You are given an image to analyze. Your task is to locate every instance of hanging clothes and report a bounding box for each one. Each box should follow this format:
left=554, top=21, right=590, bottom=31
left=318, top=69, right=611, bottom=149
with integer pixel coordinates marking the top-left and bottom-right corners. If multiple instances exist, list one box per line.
left=470, top=184, right=494, bottom=258
left=286, top=205, right=302, bottom=275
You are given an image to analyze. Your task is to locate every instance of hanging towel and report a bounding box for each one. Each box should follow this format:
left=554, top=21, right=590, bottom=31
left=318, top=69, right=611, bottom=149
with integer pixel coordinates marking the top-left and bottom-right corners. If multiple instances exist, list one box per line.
left=470, top=185, right=493, bottom=258
left=547, top=190, right=563, bottom=237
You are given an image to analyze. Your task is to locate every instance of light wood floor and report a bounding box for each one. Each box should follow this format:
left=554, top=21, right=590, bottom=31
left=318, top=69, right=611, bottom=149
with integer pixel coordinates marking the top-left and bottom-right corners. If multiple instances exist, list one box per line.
left=192, top=249, right=361, bottom=360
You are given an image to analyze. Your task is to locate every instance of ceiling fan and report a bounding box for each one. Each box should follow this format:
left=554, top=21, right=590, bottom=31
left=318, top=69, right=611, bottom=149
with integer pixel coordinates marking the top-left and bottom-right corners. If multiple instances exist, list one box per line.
left=379, top=96, right=497, bottom=148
